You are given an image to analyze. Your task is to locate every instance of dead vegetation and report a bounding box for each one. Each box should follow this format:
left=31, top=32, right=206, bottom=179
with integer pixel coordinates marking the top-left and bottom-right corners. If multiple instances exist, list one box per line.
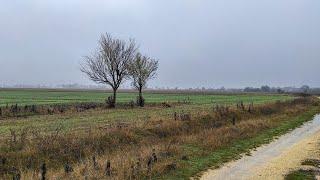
left=0, top=97, right=319, bottom=179
left=0, top=102, right=105, bottom=119
left=0, top=101, right=185, bottom=119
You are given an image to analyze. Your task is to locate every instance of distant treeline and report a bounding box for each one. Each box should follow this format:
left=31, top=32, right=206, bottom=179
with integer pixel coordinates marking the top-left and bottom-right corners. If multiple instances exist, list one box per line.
left=243, top=85, right=320, bottom=94
left=1, top=85, right=319, bottom=95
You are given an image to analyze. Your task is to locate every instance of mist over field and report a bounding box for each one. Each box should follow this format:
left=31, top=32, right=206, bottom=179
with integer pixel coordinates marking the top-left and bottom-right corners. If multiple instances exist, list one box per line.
left=0, top=0, right=320, bottom=88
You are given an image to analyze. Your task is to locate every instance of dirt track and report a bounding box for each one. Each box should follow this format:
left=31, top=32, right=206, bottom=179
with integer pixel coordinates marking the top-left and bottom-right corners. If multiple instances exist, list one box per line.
left=200, top=114, right=320, bottom=180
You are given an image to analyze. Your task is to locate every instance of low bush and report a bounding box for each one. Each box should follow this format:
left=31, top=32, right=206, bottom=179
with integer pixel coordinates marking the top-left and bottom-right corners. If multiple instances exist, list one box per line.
left=106, top=96, right=115, bottom=108
left=136, top=96, right=145, bottom=107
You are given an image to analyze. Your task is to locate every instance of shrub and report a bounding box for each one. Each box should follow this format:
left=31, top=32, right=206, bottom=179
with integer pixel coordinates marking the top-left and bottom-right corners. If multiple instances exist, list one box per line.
left=106, top=96, right=115, bottom=108
left=162, top=102, right=171, bottom=108
left=136, top=96, right=145, bottom=107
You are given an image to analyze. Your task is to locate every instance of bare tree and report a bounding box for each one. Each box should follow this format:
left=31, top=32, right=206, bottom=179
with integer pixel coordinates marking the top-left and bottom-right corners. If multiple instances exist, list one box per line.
left=301, top=85, right=310, bottom=93
left=128, top=53, right=158, bottom=107
left=81, top=33, right=137, bottom=107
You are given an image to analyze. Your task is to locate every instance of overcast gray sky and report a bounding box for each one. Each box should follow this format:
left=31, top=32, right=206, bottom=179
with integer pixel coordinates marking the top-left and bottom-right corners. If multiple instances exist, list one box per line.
left=0, top=0, right=319, bottom=88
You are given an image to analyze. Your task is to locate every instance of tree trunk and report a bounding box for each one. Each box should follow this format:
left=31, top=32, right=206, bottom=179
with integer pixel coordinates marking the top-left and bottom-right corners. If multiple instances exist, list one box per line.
left=138, top=86, right=144, bottom=107
left=139, top=88, right=142, bottom=100
left=113, top=89, right=117, bottom=107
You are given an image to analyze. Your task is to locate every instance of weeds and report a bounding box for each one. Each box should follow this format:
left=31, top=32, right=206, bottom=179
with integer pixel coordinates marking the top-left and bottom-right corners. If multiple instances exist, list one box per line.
left=0, top=97, right=318, bottom=179
left=174, top=111, right=191, bottom=121
left=0, top=102, right=105, bottom=118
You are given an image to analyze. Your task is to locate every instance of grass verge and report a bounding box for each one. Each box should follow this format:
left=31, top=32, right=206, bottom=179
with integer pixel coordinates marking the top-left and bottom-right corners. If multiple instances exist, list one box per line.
left=284, top=158, right=320, bottom=179
left=162, top=106, right=320, bottom=179
left=285, top=170, right=316, bottom=180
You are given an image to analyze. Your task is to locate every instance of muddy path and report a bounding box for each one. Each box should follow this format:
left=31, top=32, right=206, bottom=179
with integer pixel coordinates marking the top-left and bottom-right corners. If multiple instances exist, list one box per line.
left=200, top=114, right=320, bottom=180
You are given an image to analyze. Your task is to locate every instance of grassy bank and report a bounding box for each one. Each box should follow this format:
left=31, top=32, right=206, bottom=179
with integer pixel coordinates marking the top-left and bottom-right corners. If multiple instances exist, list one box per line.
left=163, top=106, right=320, bottom=179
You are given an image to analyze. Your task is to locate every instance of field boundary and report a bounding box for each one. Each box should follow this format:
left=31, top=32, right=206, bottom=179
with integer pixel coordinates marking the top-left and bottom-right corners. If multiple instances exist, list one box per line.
left=161, top=106, right=320, bottom=179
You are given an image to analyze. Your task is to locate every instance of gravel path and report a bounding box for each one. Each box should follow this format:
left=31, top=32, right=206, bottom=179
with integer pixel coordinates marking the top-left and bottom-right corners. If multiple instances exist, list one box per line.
left=200, top=114, right=320, bottom=180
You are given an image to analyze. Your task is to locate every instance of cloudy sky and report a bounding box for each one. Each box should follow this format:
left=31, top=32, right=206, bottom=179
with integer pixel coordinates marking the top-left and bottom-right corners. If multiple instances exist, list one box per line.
left=0, top=0, right=319, bottom=88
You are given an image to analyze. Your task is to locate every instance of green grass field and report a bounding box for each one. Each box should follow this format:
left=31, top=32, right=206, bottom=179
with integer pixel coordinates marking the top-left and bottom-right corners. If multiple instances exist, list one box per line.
left=0, top=88, right=292, bottom=106
left=0, top=89, right=293, bottom=136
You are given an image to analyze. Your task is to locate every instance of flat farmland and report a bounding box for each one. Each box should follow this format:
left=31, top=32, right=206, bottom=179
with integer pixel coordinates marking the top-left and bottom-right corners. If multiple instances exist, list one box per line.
left=0, top=89, right=293, bottom=136
left=1, top=89, right=319, bottom=180
left=0, top=88, right=292, bottom=106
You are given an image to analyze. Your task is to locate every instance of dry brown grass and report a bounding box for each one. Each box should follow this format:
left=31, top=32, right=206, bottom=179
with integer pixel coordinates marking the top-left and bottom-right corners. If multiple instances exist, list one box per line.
left=0, top=97, right=319, bottom=179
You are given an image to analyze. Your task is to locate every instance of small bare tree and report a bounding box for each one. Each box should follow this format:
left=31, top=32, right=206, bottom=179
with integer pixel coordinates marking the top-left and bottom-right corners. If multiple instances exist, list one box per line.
left=128, top=53, right=158, bottom=107
left=81, top=33, right=137, bottom=107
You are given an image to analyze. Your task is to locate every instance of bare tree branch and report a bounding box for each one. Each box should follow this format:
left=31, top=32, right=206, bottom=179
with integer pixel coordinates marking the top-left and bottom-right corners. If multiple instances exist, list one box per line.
left=128, top=53, right=159, bottom=106
left=81, top=33, right=137, bottom=107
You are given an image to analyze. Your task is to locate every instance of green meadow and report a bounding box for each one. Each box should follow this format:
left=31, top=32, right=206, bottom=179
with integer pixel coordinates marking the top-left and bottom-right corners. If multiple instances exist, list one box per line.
left=0, top=88, right=292, bottom=106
